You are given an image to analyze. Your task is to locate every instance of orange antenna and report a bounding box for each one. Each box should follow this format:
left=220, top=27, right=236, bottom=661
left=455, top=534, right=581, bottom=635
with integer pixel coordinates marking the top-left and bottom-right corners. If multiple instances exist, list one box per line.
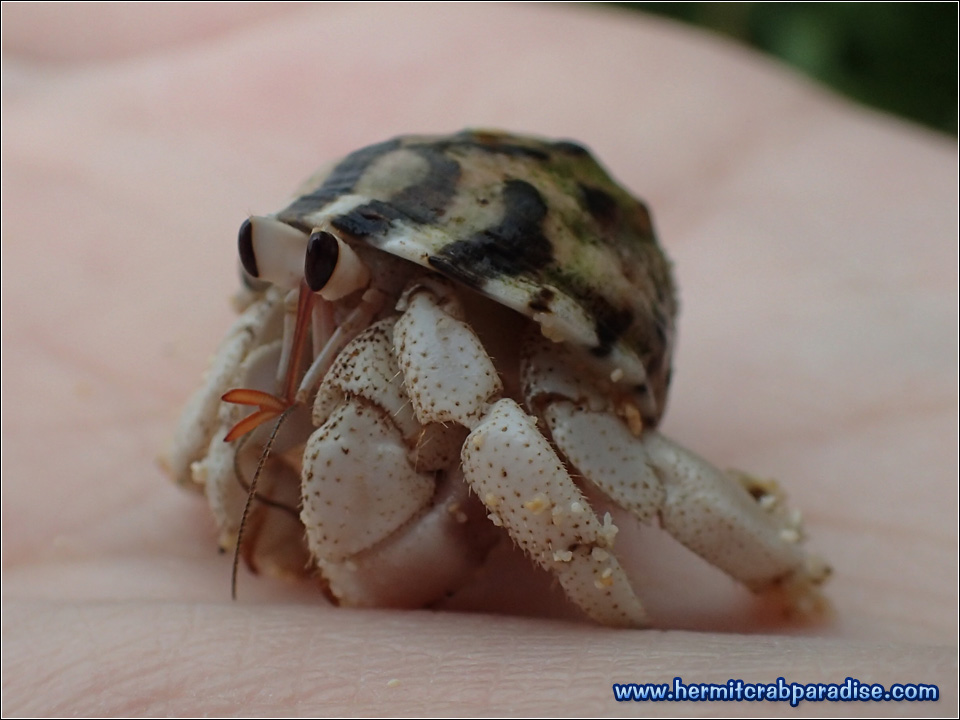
left=222, top=281, right=315, bottom=441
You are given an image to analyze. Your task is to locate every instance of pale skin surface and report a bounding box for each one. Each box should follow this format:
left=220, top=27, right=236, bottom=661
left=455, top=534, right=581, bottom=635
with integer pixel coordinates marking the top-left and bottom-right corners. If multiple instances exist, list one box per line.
left=2, top=4, right=957, bottom=716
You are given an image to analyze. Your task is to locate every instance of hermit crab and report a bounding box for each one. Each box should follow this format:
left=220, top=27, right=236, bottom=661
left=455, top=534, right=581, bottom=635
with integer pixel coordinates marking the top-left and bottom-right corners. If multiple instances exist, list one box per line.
left=165, top=130, right=829, bottom=627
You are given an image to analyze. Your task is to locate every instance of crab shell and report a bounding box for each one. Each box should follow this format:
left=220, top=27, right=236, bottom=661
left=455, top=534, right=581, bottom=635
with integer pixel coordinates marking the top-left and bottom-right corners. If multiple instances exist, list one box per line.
left=272, top=130, right=676, bottom=426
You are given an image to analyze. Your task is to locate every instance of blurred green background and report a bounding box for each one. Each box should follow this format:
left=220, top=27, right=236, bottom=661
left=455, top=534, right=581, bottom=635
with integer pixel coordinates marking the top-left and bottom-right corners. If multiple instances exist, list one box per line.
left=621, top=2, right=958, bottom=137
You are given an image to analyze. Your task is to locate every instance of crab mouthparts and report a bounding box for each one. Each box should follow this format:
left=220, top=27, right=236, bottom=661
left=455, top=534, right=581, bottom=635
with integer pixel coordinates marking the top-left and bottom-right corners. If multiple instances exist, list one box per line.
left=221, top=280, right=315, bottom=442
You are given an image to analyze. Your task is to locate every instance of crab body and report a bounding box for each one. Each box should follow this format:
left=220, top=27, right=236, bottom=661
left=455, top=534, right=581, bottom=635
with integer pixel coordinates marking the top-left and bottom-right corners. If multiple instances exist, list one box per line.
left=166, top=130, right=828, bottom=627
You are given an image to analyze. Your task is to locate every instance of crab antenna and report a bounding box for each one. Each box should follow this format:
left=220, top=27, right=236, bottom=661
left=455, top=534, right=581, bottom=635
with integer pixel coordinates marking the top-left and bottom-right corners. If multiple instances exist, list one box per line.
left=281, top=280, right=315, bottom=403
left=231, top=433, right=299, bottom=519
left=222, top=280, right=315, bottom=442
left=232, top=405, right=296, bottom=600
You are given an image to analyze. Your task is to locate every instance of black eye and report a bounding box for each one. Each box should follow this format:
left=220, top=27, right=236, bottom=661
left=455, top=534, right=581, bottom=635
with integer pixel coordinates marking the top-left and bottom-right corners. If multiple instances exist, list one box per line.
left=238, top=218, right=259, bottom=278
left=305, top=230, right=340, bottom=292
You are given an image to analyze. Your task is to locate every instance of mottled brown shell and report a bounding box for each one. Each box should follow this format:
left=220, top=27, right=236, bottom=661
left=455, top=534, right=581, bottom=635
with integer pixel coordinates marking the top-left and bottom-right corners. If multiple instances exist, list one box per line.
left=273, top=130, right=677, bottom=423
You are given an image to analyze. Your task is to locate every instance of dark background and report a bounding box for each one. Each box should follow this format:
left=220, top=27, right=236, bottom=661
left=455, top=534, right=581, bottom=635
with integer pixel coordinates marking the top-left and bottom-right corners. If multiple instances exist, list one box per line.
left=623, top=3, right=958, bottom=137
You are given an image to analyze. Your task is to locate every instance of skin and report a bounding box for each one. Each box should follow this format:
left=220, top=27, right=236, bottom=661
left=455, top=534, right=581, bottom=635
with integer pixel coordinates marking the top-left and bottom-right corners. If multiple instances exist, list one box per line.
left=2, top=4, right=956, bottom=716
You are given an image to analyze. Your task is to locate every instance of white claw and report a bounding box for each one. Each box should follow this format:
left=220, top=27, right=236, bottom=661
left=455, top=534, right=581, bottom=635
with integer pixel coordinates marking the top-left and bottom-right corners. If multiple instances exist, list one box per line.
left=300, top=306, right=499, bottom=605
left=312, top=318, right=418, bottom=437
left=394, top=280, right=502, bottom=428
left=301, top=398, right=434, bottom=563
left=319, top=466, right=498, bottom=607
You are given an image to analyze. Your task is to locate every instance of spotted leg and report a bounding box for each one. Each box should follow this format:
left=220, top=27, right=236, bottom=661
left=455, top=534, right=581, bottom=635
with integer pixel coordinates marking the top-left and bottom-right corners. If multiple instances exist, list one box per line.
left=521, top=334, right=831, bottom=612
left=393, top=278, right=649, bottom=627
left=164, top=287, right=284, bottom=488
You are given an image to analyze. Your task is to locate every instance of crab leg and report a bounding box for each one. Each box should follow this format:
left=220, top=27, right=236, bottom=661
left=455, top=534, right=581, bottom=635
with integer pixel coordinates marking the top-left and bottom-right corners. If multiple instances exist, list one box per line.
left=293, top=288, right=387, bottom=404
left=275, top=288, right=300, bottom=387
left=522, top=335, right=830, bottom=605
left=393, top=277, right=502, bottom=427
left=392, top=278, right=649, bottom=627
left=311, top=296, right=337, bottom=358
left=165, top=288, right=285, bottom=487
left=462, top=399, right=650, bottom=627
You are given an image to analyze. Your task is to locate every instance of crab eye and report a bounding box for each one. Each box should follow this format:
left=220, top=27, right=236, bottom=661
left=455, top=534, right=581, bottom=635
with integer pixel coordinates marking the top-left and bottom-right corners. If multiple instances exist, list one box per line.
left=304, top=231, right=339, bottom=291
left=238, top=218, right=259, bottom=278
left=305, top=230, right=370, bottom=301
left=238, top=261, right=270, bottom=292
left=237, top=216, right=309, bottom=291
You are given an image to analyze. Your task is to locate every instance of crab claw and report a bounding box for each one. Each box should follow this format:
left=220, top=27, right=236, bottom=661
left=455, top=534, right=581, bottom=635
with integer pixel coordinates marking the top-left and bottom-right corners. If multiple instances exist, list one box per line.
left=221, top=388, right=289, bottom=442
